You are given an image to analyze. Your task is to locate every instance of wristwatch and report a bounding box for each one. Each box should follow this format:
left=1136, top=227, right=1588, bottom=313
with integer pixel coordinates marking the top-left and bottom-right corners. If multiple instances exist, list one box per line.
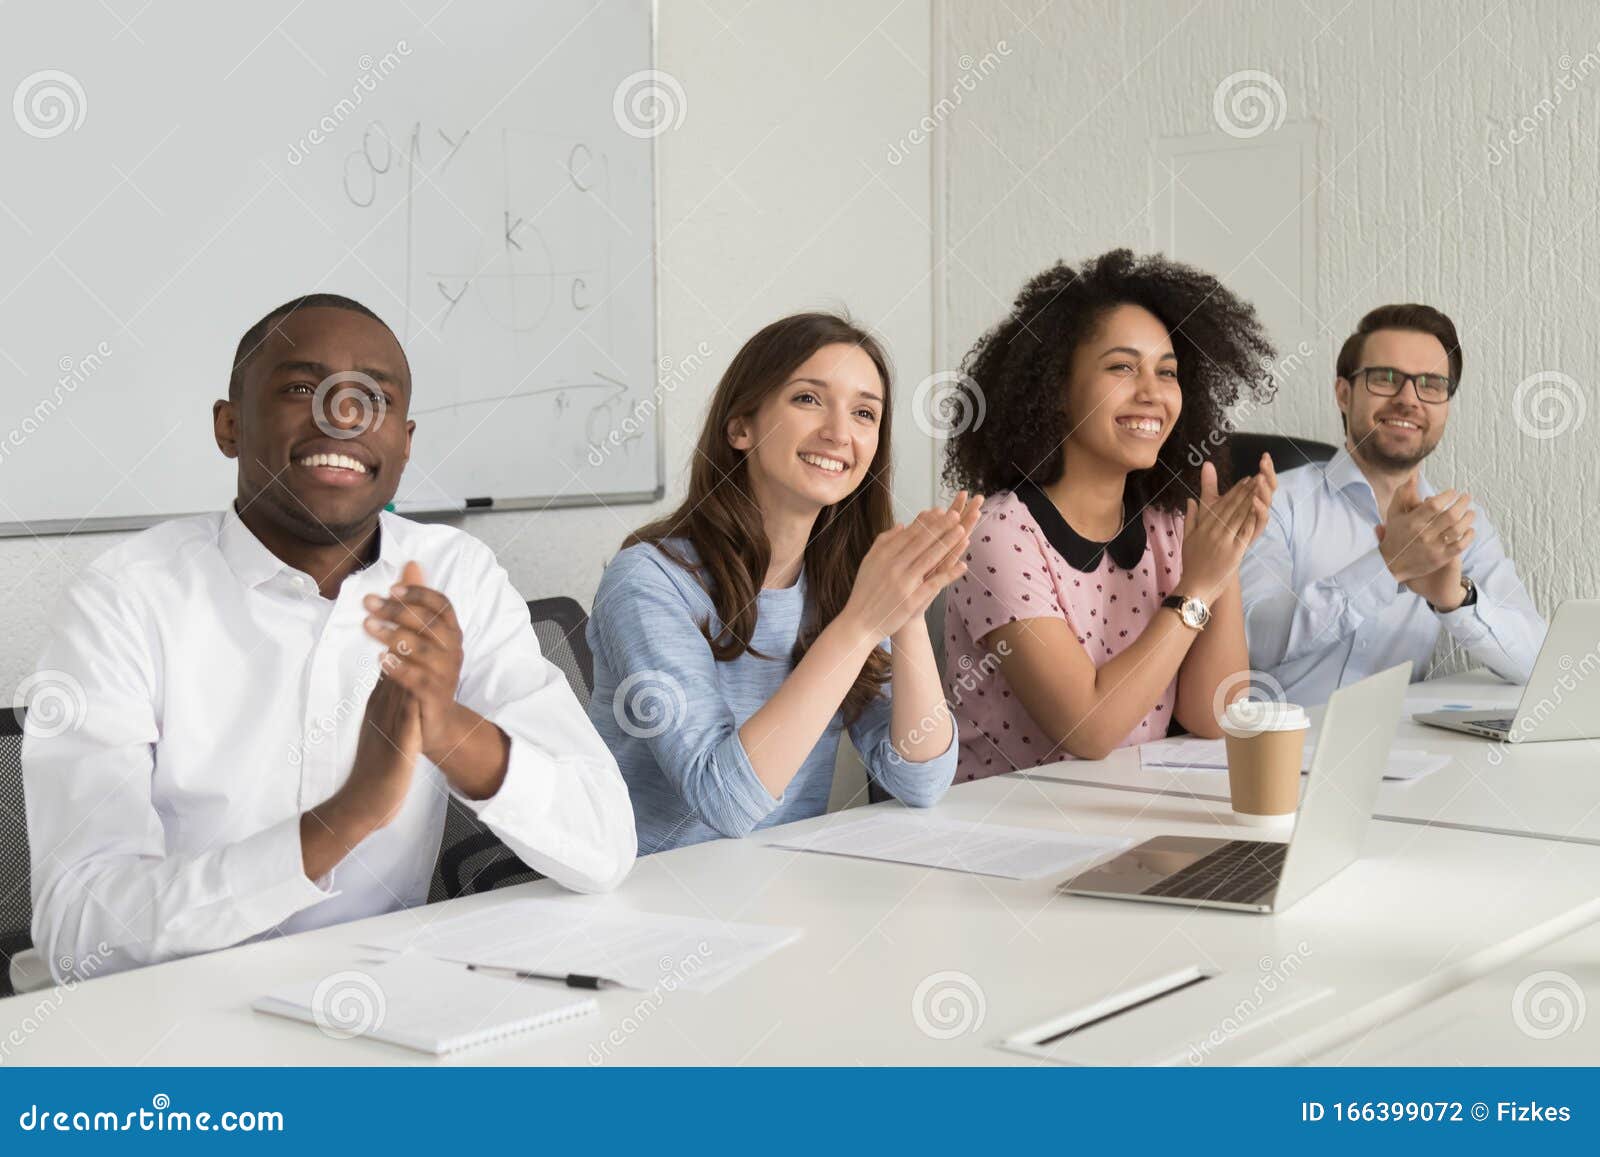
left=1161, top=593, right=1211, bottom=631
left=1427, top=575, right=1478, bottom=614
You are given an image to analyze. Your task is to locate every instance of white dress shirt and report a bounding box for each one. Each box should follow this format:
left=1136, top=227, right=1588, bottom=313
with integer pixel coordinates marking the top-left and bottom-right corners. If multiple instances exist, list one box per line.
left=24, top=508, right=636, bottom=981
left=1240, top=448, right=1546, bottom=705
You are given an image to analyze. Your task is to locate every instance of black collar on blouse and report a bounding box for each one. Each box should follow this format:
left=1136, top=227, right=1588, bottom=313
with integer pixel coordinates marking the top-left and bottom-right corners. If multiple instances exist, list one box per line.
left=1015, top=480, right=1147, bottom=573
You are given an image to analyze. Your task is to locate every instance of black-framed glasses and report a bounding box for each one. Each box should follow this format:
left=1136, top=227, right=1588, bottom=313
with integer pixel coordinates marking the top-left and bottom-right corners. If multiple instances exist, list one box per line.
left=1351, top=366, right=1458, bottom=404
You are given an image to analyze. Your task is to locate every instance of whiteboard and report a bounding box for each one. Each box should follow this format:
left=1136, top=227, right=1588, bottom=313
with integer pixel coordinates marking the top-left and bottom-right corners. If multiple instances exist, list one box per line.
left=0, top=0, right=661, bottom=535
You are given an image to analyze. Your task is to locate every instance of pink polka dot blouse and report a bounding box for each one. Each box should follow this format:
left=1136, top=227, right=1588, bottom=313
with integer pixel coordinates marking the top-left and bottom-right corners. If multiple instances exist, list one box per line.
left=943, top=483, right=1186, bottom=781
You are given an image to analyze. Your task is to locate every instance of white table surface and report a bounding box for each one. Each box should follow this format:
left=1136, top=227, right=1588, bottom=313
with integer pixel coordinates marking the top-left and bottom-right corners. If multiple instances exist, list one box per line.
left=1310, top=920, right=1600, bottom=1066
left=4, top=768, right=1599, bottom=1066
left=1026, top=673, right=1600, bottom=847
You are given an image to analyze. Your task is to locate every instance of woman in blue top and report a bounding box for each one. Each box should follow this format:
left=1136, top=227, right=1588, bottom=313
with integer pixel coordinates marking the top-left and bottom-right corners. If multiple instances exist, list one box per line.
left=587, top=312, right=980, bottom=854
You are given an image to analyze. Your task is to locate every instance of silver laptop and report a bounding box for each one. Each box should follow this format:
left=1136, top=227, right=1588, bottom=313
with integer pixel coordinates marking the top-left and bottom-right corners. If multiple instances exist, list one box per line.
left=1413, top=599, right=1600, bottom=742
left=1059, top=662, right=1411, bottom=914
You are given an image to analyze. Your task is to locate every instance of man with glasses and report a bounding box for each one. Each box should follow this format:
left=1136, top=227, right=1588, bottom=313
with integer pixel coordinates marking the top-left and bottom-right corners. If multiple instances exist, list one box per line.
left=1240, top=303, right=1544, bottom=704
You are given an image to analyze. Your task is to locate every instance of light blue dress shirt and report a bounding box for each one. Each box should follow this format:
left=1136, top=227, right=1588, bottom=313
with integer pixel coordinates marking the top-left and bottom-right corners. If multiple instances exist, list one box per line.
left=1240, top=448, right=1545, bottom=705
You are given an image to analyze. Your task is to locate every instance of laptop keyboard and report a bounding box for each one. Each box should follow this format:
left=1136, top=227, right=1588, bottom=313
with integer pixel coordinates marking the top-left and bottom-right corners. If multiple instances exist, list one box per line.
left=1475, top=717, right=1515, bottom=731
left=1143, top=840, right=1288, bottom=905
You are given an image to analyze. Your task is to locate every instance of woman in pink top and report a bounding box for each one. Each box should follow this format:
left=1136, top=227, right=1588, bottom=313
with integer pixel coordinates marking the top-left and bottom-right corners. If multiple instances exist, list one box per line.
left=941, top=250, right=1281, bottom=780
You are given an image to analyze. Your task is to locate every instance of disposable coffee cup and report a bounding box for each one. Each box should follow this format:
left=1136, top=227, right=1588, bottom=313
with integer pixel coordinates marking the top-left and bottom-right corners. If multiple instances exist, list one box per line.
left=1221, top=700, right=1310, bottom=826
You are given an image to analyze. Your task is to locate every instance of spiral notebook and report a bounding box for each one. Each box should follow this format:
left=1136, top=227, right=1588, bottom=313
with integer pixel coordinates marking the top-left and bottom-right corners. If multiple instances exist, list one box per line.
left=253, top=952, right=596, bottom=1056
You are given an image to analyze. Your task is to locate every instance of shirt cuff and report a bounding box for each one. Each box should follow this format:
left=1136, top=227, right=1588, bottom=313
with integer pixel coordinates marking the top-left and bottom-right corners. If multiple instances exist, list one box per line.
left=713, top=729, right=785, bottom=830
left=452, top=732, right=554, bottom=831
left=228, top=815, right=337, bottom=930
left=1436, top=599, right=1489, bottom=644
left=1334, top=547, right=1402, bottom=624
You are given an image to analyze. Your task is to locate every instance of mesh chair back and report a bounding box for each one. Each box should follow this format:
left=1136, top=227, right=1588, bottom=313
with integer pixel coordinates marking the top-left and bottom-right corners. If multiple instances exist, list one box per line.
left=427, top=597, right=597, bottom=902
left=1, top=713, right=32, bottom=996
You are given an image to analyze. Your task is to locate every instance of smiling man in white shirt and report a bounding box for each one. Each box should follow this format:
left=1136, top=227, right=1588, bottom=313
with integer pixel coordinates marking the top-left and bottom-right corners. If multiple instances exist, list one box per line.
left=1240, top=303, right=1545, bottom=705
left=23, top=294, right=636, bottom=982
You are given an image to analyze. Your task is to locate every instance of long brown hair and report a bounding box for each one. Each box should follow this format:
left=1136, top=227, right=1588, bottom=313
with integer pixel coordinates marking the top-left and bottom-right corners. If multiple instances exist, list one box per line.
left=625, top=312, right=895, bottom=722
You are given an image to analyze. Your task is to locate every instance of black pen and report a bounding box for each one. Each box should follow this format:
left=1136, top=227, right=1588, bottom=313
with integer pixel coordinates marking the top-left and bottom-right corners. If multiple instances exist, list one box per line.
left=466, top=963, right=614, bottom=989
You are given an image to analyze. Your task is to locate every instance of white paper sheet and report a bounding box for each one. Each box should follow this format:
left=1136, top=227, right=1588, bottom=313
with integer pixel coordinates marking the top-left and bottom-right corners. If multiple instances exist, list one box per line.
left=363, top=900, right=800, bottom=992
left=1139, top=737, right=1449, bottom=782
left=768, top=814, right=1133, bottom=879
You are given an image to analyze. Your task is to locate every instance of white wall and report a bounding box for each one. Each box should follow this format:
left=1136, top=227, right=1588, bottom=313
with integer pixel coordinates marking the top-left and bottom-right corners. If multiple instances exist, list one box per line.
left=0, top=1, right=937, bottom=697
left=939, top=0, right=1600, bottom=644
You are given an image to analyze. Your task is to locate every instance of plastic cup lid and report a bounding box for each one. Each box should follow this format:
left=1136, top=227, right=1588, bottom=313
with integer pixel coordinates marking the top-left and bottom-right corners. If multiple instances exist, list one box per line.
left=1222, top=698, right=1309, bottom=735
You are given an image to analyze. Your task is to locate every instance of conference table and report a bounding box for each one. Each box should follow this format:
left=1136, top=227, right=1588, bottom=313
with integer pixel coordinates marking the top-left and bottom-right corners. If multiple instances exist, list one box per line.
left=1310, top=920, right=1600, bottom=1065
left=1028, top=673, right=1600, bottom=847
left=4, top=677, right=1599, bottom=1065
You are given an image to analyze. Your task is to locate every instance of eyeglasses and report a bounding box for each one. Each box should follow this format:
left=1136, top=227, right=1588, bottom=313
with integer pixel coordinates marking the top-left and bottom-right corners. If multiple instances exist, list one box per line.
left=1351, top=366, right=1458, bottom=404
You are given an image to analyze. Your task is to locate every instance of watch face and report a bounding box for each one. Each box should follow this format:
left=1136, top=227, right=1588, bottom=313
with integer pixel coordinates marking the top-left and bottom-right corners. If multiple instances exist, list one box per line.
left=1181, top=598, right=1211, bottom=629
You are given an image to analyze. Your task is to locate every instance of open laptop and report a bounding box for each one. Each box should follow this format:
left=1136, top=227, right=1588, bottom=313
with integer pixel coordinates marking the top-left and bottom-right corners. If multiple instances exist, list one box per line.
left=1413, top=599, right=1600, bottom=742
left=1059, top=662, right=1411, bottom=914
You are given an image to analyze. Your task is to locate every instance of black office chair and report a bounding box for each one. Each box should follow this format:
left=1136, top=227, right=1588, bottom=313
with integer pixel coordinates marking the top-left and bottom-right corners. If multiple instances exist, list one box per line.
left=1227, top=432, right=1337, bottom=479
left=1, top=711, right=31, bottom=999
left=426, top=597, right=596, bottom=902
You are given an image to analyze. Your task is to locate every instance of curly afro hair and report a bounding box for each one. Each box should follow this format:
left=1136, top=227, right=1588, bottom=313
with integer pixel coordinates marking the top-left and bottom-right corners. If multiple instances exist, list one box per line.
left=942, top=248, right=1277, bottom=513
